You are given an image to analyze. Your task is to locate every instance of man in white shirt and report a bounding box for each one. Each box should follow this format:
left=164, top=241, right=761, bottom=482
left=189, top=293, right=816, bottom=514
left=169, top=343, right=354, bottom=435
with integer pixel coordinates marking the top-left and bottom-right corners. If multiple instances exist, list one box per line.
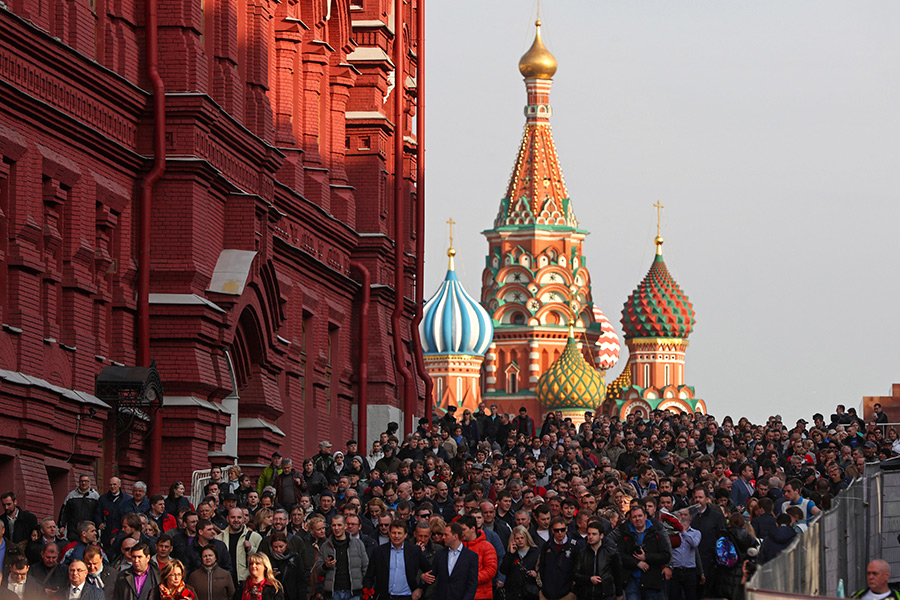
left=66, top=560, right=104, bottom=600
left=852, top=559, right=900, bottom=600
left=5, top=554, right=41, bottom=600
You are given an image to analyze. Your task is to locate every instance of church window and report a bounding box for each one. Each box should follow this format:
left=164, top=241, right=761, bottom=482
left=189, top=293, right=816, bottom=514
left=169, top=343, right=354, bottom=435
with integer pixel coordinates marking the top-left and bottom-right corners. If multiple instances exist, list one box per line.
left=512, top=312, right=525, bottom=325
left=643, top=364, right=650, bottom=387
left=506, top=365, right=519, bottom=394
left=665, top=364, right=670, bottom=386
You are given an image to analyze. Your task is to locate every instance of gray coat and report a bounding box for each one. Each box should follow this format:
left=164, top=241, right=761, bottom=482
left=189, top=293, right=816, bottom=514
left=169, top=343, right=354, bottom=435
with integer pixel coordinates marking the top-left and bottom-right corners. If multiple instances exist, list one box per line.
left=314, top=537, right=369, bottom=593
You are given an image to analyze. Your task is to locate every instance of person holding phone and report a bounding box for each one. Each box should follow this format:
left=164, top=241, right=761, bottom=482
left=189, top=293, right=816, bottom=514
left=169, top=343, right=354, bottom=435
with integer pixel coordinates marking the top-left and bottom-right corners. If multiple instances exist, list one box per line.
left=617, top=506, right=671, bottom=600
left=315, top=515, right=368, bottom=600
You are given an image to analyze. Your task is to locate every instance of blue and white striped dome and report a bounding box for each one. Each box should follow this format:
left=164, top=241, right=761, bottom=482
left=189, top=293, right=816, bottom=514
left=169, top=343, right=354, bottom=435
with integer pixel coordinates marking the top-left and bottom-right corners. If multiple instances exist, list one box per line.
left=420, top=251, right=493, bottom=357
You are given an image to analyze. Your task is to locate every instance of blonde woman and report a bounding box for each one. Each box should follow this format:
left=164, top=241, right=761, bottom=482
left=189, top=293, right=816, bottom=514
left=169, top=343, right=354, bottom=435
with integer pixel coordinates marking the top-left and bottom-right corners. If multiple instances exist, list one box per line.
left=498, top=526, right=539, bottom=600
left=252, top=508, right=274, bottom=537
left=240, top=553, right=285, bottom=600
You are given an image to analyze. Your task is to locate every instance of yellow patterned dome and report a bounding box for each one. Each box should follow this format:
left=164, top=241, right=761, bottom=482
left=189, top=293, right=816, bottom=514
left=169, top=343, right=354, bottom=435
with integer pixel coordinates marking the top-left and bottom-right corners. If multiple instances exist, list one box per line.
left=536, top=327, right=605, bottom=411
left=518, top=20, right=557, bottom=80
left=605, top=360, right=632, bottom=402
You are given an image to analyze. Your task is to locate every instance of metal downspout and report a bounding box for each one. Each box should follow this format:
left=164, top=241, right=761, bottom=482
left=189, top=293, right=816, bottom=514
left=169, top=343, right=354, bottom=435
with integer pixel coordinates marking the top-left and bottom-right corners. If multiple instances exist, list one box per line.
left=140, top=0, right=166, bottom=494
left=350, top=261, right=370, bottom=448
left=411, top=0, right=433, bottom=427
left=391, top=0, right=416, bottom=436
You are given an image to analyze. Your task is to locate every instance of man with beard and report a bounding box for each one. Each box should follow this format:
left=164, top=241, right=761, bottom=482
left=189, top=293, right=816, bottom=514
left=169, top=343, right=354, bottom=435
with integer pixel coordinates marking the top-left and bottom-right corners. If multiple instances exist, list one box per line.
left=217, top=507, right=262, bottom=590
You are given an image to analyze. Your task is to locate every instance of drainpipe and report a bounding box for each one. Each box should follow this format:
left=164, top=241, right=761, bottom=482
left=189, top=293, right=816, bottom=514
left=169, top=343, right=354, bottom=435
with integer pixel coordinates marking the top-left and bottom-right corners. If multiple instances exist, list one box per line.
left=391, top=0, right=415, bottom=436
left=411, top=0, right=433, bottom=428
left=349, top=261, right=370, bottom=449
left=140, top=0, right=166, bottom=495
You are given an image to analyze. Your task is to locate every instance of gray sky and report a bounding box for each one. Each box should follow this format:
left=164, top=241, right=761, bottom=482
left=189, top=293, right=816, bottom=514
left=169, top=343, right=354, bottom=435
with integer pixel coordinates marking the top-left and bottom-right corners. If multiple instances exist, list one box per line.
left=423, top=1, right=900, bottom=425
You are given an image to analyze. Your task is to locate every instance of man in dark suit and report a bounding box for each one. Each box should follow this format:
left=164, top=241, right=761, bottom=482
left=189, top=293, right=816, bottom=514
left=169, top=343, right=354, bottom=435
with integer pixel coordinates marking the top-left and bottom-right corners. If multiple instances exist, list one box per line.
left=430, top=522, right=477, bottom=600
left=363, top=519, right=431, bottom=600
left=66, top=560, right=106, bottom=600
left=85, top=545, right=119, bottom=600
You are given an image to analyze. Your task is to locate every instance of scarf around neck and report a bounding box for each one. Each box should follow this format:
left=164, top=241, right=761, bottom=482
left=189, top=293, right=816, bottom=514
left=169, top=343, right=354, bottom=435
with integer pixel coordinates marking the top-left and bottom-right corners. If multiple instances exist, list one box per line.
left=160, top=582, right=188, bottom=600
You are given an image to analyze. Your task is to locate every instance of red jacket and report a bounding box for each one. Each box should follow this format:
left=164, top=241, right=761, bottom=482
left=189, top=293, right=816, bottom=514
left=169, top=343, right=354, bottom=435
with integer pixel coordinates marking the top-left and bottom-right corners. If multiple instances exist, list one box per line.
left=464, top=530, right=497, bottom=600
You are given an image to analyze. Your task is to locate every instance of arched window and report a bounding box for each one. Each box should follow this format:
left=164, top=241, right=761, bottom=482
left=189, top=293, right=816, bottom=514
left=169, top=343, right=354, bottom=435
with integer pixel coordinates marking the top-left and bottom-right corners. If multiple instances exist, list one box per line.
left=506, top=365, right=519, bottom=394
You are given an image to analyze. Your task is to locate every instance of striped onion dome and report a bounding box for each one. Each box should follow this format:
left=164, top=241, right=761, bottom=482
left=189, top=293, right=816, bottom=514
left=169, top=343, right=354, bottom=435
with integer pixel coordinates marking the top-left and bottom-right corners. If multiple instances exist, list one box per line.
left=622, top=237, right=695, bottom=340
left=420, top=249, right=494, bottom=357
left=591, top=304, right=621, bottom=370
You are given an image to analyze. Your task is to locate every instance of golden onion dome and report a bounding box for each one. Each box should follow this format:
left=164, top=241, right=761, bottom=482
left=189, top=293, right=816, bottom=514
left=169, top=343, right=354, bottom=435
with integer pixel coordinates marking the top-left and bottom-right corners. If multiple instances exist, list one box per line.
left=518, top=20, right=557, bottom=80
left=536, top=324, right=605, bottom=411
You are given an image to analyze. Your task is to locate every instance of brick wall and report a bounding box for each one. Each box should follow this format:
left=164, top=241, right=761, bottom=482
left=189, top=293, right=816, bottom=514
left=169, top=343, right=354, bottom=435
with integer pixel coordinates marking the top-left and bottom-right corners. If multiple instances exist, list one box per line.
left=0, top=0, right=423, bottom=503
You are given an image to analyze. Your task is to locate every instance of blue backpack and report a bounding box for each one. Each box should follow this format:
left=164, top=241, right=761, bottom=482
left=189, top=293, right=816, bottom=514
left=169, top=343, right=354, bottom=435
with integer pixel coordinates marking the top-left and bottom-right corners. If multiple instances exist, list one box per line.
left=715, top=534, right=739, bottom=567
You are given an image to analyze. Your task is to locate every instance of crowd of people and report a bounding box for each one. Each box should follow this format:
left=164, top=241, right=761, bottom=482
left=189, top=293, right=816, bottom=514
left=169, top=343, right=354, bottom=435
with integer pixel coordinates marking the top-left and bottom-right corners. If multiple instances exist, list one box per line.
left=0, top=401, right=897, bottom=600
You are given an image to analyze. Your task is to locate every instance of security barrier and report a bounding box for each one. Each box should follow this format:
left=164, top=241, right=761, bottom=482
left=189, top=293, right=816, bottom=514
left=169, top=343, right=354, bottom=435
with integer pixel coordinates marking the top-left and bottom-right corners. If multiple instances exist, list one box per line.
left=745, top=461, right=898, bottom=599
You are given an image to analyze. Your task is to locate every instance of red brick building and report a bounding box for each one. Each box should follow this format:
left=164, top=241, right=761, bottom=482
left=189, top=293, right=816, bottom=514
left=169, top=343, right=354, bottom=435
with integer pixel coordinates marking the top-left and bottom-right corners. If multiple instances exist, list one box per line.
left=0, top=0, right=425, bottom=514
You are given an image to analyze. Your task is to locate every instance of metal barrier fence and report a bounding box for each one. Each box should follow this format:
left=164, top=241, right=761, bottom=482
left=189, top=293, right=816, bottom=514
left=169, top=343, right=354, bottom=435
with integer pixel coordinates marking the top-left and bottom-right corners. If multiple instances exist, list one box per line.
left=746, top=466, right=881, bottom=599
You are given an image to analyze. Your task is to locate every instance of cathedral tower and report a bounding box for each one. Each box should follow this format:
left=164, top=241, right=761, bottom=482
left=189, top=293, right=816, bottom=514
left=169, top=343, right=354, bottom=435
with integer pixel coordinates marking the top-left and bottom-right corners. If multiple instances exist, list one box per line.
left=613, top=229, right=706, bottom=417
left=480, top=20, right=620, bottom=419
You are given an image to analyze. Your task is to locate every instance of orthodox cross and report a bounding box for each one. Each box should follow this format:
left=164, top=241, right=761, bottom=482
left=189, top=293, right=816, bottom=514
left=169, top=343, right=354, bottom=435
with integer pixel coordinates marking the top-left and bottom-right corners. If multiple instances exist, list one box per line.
left=447, top=217, right=456, bottom=249
left=654, top=201, right=664, bottom=237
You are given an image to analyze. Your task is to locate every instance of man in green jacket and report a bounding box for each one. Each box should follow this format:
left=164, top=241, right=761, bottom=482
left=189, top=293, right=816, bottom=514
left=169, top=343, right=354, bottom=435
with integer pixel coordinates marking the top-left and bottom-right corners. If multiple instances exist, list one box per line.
left=257, top=451, right=283, bottom=495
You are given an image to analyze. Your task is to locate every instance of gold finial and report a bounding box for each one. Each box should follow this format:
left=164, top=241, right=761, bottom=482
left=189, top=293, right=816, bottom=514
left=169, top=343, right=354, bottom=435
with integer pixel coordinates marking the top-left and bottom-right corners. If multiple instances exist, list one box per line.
left=653, top=201, right=665, bottom=255
left=447, top=217, right=457, bottom=269
left=567, top=318, right=575, bottom=339
left=518, top=13, right=557, bottom=80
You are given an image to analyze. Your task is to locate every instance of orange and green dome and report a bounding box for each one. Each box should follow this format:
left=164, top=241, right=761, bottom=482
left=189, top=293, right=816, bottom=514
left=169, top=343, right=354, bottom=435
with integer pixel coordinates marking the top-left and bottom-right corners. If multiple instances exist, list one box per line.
left=536, top=327, right=605, bottom=411
left=622, top=240, right=695, bottom=340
